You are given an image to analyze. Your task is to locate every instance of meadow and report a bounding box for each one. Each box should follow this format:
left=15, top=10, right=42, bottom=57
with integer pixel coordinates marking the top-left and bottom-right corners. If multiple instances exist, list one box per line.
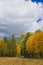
left=0, top=57, right=43, bottom=65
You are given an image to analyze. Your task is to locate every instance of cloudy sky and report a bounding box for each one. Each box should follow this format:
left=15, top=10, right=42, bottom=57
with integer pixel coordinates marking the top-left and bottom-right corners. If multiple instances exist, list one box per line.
left=0, top=0, right=43, bottom=38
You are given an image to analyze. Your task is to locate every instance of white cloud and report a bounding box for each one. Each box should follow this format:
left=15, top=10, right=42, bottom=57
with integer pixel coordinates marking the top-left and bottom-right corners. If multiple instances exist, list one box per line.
left=0, top=0, right=43, bottom=37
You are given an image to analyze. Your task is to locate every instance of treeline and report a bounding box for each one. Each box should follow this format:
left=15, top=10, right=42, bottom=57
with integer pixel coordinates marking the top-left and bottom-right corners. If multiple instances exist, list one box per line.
left=0, top=30, right=43, bottom=58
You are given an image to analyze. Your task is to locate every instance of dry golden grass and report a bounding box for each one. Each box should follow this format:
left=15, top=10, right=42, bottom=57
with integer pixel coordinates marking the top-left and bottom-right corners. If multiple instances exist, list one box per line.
left=0, top=57, right=43, bottom=65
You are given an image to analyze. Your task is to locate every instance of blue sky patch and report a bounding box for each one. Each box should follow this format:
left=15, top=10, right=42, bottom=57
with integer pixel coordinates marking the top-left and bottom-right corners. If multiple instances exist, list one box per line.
left=37, top=18, right=42, bottom=23
left=32, top=0, right=43, bottom=3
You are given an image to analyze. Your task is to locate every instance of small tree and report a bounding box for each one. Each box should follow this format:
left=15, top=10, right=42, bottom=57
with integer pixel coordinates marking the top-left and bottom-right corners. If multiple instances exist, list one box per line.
left=10, top=35, right=17, bottom=57
left=0, top=39, right=8, bottom=56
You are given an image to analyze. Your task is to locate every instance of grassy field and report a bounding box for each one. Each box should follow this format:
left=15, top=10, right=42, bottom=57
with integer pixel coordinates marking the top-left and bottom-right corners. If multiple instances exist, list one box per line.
left=0, top=57, right=43, bottom=65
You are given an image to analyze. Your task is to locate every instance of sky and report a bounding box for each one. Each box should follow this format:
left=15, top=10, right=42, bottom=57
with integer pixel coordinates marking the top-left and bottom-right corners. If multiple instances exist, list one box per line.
left=32, top=0, right=43, bottom=3
left=0, top=0, right=43, bottom=38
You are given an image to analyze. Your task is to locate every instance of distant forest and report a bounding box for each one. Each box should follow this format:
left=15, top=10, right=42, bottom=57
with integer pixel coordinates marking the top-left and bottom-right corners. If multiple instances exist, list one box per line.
left=0, top=29, right=43, bottom=58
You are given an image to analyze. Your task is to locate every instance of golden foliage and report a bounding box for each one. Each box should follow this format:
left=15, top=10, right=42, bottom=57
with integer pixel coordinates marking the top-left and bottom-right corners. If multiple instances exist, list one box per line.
left=26, top=32, right=43, bottom=53
left=0, top=39, right=8, bottom=55
left=16, top=42, right=21, bottom=57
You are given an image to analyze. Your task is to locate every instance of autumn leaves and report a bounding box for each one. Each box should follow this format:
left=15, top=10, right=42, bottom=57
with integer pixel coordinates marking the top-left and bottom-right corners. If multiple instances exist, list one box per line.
left=0, top=30, right=43, bottom=58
